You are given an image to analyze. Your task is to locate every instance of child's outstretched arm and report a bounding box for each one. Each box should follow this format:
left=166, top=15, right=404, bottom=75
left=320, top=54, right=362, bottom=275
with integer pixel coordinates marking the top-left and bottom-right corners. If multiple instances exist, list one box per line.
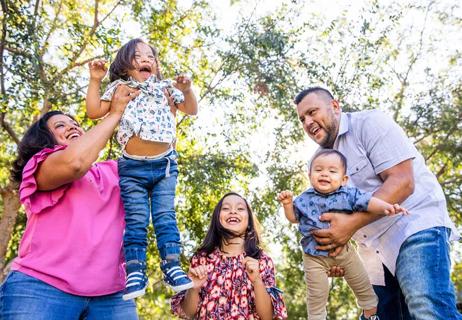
left=86, top=60, right=111, bottom=119
left=277, top=191, right=298, bottom=223
left=173, top=74, right=198, bottom=115
left=367, top=196, right=409, bottom=216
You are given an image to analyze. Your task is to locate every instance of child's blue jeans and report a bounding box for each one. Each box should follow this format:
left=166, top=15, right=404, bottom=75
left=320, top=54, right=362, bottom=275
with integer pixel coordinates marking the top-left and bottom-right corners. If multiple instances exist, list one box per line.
left=118, top=149, right=181, bottom=264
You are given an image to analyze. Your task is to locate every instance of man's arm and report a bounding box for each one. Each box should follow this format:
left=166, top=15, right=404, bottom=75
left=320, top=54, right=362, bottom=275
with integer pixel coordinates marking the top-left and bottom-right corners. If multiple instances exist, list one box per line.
left=375, top=159, right=414, bottom=204
left=312, top=159, right=414, bottom=254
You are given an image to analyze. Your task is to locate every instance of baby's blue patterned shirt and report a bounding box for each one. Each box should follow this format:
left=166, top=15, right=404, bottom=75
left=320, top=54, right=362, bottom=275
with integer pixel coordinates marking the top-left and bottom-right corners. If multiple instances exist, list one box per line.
left=293, top=186, right=372, bottom=257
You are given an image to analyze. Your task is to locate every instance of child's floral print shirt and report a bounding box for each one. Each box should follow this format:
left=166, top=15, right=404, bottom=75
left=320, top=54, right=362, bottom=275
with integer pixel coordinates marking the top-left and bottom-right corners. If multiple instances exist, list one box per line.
left=101, top=75, right=184, bottom=148
left=171, top=249, right=287, bottom=319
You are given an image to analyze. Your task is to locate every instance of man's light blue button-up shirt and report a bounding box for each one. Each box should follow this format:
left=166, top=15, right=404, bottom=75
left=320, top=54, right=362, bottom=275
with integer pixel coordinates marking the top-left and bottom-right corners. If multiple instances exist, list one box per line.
left=331, top=110, right=459, bottom=284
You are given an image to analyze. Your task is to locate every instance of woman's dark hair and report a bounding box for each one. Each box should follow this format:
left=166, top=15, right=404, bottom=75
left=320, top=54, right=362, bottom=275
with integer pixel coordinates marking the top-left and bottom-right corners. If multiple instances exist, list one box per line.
left=109, top=38, right=162, bottom=82
left=11, top=110, right=67, bottom=186
left=197, top=192, right=262, bottom=259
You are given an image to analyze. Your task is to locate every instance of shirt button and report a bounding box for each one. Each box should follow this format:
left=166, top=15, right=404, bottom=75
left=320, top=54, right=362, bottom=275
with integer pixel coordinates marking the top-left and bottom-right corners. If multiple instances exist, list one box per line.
left=376, top=250, right=380, bottom=254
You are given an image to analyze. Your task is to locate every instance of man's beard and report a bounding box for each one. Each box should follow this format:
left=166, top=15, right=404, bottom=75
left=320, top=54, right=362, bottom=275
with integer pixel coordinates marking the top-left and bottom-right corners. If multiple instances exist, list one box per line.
left=320, top=114, right=338, bottom=148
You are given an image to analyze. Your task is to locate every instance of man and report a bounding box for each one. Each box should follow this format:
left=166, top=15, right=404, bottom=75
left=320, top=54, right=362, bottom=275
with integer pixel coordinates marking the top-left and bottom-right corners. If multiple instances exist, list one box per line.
left=294, top=86, right=461, bottom=319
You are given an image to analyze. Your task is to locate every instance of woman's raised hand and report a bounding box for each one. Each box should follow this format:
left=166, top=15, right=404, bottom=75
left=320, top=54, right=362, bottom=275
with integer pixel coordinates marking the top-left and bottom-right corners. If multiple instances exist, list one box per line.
left=110, top=84, right=139, bottom=116
left=188, top=265, right=208, bottom=289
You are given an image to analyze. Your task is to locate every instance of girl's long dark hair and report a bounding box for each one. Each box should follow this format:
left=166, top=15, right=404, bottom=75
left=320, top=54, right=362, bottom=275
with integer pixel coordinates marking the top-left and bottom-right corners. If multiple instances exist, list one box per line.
left=10, top=110, right=65, bottom=186
left=197, top=192, right=262, bottom=259
left=109, top=38, right=162, bottom=82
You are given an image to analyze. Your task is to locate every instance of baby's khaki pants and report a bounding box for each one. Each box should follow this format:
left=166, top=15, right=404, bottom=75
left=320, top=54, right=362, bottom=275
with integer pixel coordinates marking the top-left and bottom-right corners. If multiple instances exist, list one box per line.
left=303, top=243, right=378, bottom=320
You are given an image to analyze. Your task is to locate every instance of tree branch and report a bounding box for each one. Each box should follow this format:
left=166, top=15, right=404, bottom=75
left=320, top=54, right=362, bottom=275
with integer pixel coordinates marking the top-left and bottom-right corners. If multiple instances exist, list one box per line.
left=424, top=127, right=457, bottom=162
left=0, top=113, right=20, bottom=144
left=39, top=0, right=64, bottom=57
left=0, top=184, right=21, bottom=282
left=4, top=45, right=34, bottom=59
left=0, top=1, right=19, bottom=144
left=33, top=0, right=41, bottom=15
left=0, top=0, right=8, bottom=97
left=51, top=0, right=123, bottom=84
left=65, top=49, right=117, bottom=71
left=98, top=0, right=123, bottom=25
left=392, top=1, right=433, bottom=119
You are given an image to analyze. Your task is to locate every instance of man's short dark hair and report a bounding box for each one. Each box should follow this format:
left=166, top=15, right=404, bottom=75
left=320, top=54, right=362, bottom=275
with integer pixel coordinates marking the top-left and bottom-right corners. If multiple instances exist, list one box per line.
left=309, top=149, right=347, bottom=173
left=294, top=87, right=335, bottom=105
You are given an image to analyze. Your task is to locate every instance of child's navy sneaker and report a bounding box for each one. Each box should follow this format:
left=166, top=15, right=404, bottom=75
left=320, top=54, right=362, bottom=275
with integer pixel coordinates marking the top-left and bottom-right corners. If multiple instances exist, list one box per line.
left=122, top=261, right=148, bottom=300
left=161, top=260, right=193, bottom=292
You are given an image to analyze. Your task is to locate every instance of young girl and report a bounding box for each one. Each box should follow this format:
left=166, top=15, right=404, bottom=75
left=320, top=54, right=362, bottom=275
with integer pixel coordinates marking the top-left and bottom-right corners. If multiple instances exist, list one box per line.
left=171, top=192, right=287, bottom=319
left=86, top=38, right=198, bottom=300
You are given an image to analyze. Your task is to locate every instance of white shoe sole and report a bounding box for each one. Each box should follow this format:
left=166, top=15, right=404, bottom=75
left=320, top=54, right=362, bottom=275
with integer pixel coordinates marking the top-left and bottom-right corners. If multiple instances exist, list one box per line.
left=122, top=286, right=147, bottom=300
left=168, top=280, right=194, bottom=293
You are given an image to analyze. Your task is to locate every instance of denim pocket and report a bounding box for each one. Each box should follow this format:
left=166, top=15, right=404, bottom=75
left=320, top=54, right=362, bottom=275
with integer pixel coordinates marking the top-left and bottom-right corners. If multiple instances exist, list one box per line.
left=0, top=271, right=15, bottom=290
left=0, top=271, right=15, bottom=313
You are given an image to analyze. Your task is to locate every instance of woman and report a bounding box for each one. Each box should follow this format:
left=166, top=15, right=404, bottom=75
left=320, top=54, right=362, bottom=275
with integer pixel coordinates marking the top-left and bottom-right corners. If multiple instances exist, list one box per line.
left=171, top=192, right=288, bottom=320
left=0, top=85, right=140, bottom=319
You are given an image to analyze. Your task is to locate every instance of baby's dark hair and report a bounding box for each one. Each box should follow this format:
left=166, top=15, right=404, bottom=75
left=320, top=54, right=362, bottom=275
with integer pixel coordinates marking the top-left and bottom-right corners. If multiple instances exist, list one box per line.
left=109, top=38, right=162, bottom=82
left=309, top=149, right=347, bottom=173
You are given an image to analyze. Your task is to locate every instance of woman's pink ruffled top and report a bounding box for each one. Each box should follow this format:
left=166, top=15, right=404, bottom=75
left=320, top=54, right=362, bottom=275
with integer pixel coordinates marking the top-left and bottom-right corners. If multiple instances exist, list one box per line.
left=12, top=146, right=126, bottom=296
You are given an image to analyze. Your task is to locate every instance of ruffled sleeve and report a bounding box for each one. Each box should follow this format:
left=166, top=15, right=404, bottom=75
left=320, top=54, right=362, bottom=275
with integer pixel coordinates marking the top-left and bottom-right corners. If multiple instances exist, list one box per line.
left=101, top=80, right=123, bottom=101
left=170, top=253, right=201, bottom=318
left=169, top=86, right=185, bottom=105
left=259, top=253, right=288, bottom=319
left=161, top=80, right=185, bottom=105
left=19, top=145, right=70, bottom=217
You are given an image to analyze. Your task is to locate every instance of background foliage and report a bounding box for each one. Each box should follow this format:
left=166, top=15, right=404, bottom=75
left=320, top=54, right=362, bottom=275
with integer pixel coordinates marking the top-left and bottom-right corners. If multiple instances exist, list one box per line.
left=1, top=0, right=461, bottom=318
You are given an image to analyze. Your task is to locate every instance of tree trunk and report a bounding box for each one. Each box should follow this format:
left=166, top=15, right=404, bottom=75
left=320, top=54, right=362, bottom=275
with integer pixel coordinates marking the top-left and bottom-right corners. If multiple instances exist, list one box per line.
left=0, top=182, right=21, bottom=281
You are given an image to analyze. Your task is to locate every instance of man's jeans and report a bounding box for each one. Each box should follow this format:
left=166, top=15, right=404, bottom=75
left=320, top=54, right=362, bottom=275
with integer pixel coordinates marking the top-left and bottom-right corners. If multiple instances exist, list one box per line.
left=373, top=265, right=411, bottom=319
left=118, top=150, right=181, bottom=264
left=0, top=271, right=138, bottom=320
left=373, top=227, right=461, bottom=320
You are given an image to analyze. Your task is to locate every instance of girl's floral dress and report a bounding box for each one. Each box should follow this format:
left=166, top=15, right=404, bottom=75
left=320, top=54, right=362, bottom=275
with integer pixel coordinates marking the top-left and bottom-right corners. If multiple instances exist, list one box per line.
left=171, top=249, right=287, bottom=319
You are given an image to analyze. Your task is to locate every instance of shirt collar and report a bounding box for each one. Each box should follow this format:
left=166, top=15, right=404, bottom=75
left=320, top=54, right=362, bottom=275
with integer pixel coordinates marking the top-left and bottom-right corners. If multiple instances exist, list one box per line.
left=338, top=112, right=349, bottom=137
left=128, top=75, right=157, bottom=85
left=306, top=186, right=346, bottom=197
left=332, top=112, right=349, bottom=149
